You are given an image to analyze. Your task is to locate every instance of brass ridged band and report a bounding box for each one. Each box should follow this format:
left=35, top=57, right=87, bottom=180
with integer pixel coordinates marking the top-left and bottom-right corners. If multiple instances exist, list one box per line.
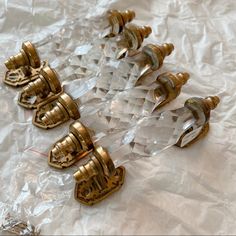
left=142, top=43, right=174, bottom=70
left=5, top=41, right=40, bottom=70
left=108, top=9, right=135, bottom=34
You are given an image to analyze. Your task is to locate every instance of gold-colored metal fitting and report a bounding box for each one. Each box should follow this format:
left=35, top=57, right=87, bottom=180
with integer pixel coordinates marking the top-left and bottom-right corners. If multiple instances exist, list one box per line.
left=124, top=24, right=152, bottom=49
left=4, top=41, right=47, bottom=87
left=18, top=66, right=62, bottom=109
left=74, top=146, right=125, bottom=206
left=154, top=72, right=190, bottom=109
left=117, top=24, right=152, bottom=59
left=184, top=96, right=220, bottom=123
left=33, top=92, right=80, bottom=129
left=5, top=41, right=40, bottom=70
left=176, top=96, right=220, bottom=148
left=142, top=43, right=174, bottom=70
left=202, top=96, right=220, bottom=110
left=107, top=10, right=135, bottom=37
left=49, top=121, right=94, bottom=169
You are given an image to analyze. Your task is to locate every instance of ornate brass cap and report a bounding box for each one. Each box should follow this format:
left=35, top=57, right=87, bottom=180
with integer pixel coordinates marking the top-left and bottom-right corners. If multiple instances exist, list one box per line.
left=117, top=24, right=152, bottom=59
left=142, top=43, right=174, bottom=70
left=48, top=121, right=94, bottom=169
left=33, top=92, right=80, bottom=129
left=74, top=146, right=125, bottom=206
left=202, top=96, right=220, bottom=110
left=18, top=66, right=62, bottom=109
left=154, top=72, right=190, bottom=109
left=5, top=41, right=40, bottom=70
left=4, top=41, right=46, bottom=87
left=107, top=10, right=135, bottom=36
left=124, top=24, right=152, bottom=49
left=176, top=95, right=220, bottom=148
left=184, top=96, right=220, bottom=123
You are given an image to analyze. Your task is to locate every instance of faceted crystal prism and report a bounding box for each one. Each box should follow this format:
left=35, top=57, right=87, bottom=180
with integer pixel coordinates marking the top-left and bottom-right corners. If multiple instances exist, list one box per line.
left=51, top=38, right=106, bottom=82
left=101, top=83, right=168, bottom=124
left=94, top=43, right=174, bottom=100
left=89, top=58, right=151, bottom=103
left=34, top=9, right=135, bottom=53
left=55, top=31, right=142, bottom=82
left=63, top=69, right=189, bottom=131
left=35, top=19, right=92, bottom=58
left=95, top=107, right=195, bottom=161
left=93, top=96, right=220, bottom=166
left=131, top=107, right=197, bottom=156
left=48, top=96, right=219, bottom=169
left=32, top=10, right=135, bottom=81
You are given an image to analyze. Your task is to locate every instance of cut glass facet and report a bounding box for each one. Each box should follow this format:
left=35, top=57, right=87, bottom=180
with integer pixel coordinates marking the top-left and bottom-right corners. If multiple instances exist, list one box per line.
left=94, top=106, right=198, bottom=166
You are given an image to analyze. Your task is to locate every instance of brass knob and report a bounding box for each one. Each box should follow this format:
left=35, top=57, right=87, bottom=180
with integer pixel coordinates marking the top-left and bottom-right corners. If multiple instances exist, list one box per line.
left=185, top=95, right=220, bottom=124
left=176, top=95, right=220, bottom=148
left=5, top=41, right=40, bottom=70
left=74, top=146, right=125, bottom=206
left=175, top=72, right=190, bottom=84
left=125, top=24, right=152, bottom=49
left=107, top=9, right=135, bottom=36
left=22, top=66, right=61, bottom=98
left=117, top=24, right=152, bottom=59
left=158, top=72, right=189, bottom=90
left=74, top=146, right=115, bottom=183
left=154, top=72, right=189, bottom=109
left=49, top=121, right=94, bottom=169
left=41, top=93, right=80, bottom=126
left=203, top=96, right=220, bottom=110
left=142, top=43, right=174, bottom=70
left=138, top=25, right=152, bottom=39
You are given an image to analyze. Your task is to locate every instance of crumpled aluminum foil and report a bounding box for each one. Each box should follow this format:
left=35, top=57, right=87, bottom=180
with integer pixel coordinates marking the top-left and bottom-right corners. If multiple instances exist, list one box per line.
left=0, top=0, right=235, bottom=235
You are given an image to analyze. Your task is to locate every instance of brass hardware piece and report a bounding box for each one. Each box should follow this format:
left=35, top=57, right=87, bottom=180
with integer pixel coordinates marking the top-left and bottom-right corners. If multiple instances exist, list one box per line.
left=1, top=214, right=40, bottom=236
left=49, top=121, right=94, bottom=169
left=142, top=43, right=174, bottom=70
left=107, top=10, right=135, bottom=37
left=18, top=66, right=62, bottom=109
left=128, top=25, right=152, bottom=48
left=74, top=146, right=125, bottom=206
left=176, top=122, right=210, bottom=148
left=5, top=41, right=40, bottom=70
left=176, top=96, right=220, bottom=148
left=4, top=41, right=45, bottom=87
left=33, top=92, right=80, bottom=129
left=185, top=96, right=220, bottom=123
left=117, top=24, right=152, bottom=59
left=154, top=72, right=190, bottom=109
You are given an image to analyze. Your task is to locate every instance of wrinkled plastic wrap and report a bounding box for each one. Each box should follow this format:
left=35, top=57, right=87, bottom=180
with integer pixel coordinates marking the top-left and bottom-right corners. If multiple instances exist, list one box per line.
left=0, top=0, right=235, bottom=235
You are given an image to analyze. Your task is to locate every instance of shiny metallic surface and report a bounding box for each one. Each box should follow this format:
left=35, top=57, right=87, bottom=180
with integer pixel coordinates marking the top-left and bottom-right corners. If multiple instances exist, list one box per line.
left=5, top=41, right=40, bottom=70
left=124, top=24, right=152, bottom=49
left=142, top=43, right=174, bottom=70
left=4, top=41, right=45, bottom=87
left=154, top=72, right=190, bottom=109
left=32, top=92, right=80, bottom=129
left=40, top=66, right=61, bottom=94
left=116, top=24, right=152, bottom=59
left=58, top=93, right=80, bottom=119
left=74, top=146, right=125, bottom=206
left=18, top=66, right=62, bottom=109
left=176, top=96, right=220, bottom=147
left=107, top=10, right=135, bottom=36
left=49, top=121, right=94, bottom=169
